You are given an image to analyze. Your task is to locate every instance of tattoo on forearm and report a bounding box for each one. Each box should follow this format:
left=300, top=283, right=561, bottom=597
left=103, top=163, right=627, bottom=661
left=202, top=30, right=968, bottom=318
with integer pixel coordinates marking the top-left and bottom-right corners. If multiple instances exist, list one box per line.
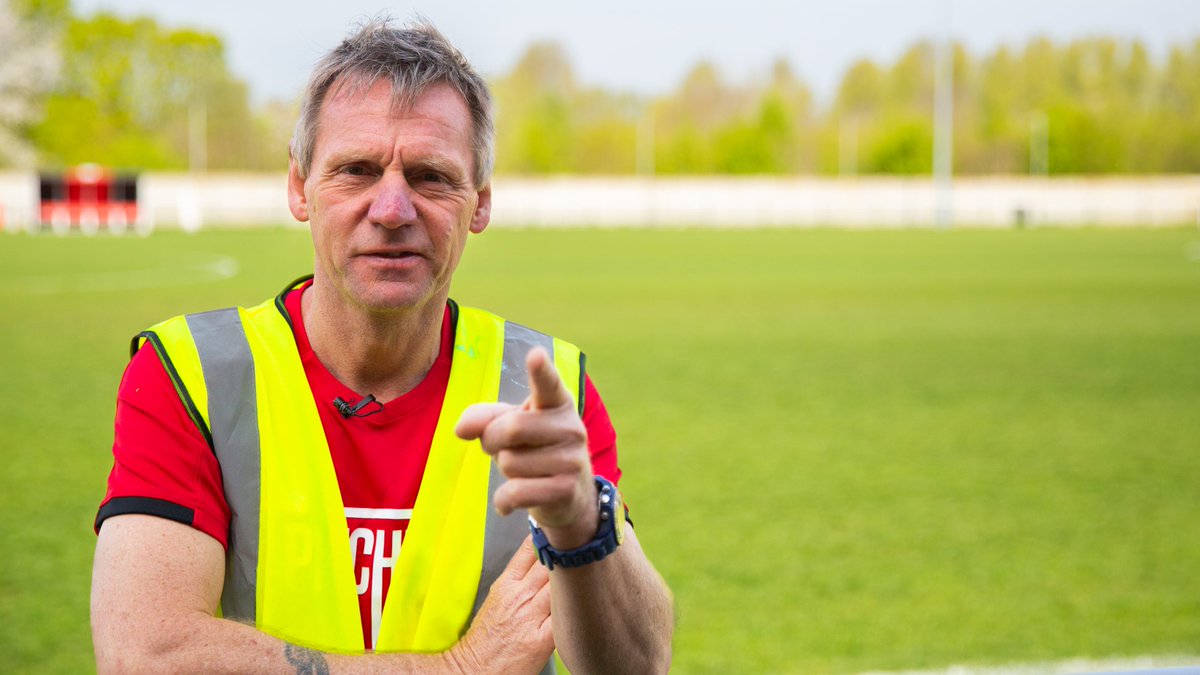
left=284, top=643, right=330, bottom=675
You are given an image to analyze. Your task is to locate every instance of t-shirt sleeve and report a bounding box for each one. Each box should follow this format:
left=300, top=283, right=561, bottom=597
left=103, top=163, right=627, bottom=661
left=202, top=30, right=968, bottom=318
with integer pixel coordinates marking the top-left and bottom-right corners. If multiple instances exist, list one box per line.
left=94, top=343, right=231, bottom=548
left=582, top=373, right=621, bottom=486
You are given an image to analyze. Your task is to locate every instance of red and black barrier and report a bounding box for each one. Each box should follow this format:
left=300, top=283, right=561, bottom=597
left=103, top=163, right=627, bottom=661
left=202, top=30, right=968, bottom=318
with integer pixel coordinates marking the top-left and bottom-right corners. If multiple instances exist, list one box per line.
left=38, top=164, right=138, bottom=233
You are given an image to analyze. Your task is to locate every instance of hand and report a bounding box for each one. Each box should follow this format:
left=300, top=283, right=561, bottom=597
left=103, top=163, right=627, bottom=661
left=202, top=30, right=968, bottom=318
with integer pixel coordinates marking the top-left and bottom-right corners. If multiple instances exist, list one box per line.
left=455, top=347, right=599, bottom=548
left=451, top=537, right=554, bottom=674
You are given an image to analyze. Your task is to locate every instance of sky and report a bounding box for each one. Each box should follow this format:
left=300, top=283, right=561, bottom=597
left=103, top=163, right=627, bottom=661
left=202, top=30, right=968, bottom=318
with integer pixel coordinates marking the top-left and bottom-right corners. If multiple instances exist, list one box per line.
left=72, top=0, right=1200, bottom=105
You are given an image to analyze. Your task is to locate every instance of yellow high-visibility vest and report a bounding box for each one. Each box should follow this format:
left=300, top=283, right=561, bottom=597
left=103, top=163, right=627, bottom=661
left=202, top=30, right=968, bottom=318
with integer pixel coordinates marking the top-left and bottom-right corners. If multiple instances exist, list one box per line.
left=132, top=278, right=583, bottom=655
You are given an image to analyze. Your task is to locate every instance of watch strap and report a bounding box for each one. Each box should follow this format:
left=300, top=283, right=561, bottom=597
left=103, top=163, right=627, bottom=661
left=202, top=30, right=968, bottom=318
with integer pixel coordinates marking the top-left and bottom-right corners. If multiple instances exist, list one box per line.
left=529, top=476, right=621, bottom=570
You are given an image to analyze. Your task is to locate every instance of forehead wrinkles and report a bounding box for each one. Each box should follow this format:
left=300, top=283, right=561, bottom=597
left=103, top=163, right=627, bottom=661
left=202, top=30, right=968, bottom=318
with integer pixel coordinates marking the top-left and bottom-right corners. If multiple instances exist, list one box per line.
left=312, top=83, right=473, bottom=184
left=326, top=72, right=422, bottom=114
left=310, top=78, right=408, bottom=163
left=318, top=74, right=470, bottom=140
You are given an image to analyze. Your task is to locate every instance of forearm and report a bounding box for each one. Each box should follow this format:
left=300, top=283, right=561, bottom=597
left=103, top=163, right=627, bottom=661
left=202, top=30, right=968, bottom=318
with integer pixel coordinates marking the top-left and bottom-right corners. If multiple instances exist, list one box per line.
left=456, top=351, right=673, bottom=671
left=92, top=516, right=467, bottom=675
left=548, top=529, right=674, bottom=675
left=95, top=611, right=462, bottom=675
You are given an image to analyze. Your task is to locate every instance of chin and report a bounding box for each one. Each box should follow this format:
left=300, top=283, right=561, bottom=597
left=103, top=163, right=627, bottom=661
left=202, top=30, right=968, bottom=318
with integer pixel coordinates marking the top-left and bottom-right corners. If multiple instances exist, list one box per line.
left=343, top=278, right=436, bottom=313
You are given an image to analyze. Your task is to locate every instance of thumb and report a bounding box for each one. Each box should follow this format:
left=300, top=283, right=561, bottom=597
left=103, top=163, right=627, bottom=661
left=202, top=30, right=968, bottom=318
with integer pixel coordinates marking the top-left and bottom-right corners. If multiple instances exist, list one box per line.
left=455, top=402, right=516, bottom=442
left=526, top=347, right=571, bottom=410
left=502, top=535, right=541, bottom=582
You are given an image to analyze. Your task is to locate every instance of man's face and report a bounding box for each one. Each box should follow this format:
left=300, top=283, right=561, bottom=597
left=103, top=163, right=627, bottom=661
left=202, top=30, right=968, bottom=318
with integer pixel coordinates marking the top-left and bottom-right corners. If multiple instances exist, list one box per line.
left=288, top=80, right=490, bottom=312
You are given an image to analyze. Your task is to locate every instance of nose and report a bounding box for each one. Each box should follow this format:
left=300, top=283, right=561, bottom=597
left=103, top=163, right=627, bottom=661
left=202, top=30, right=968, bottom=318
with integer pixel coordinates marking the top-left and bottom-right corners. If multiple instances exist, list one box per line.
left=367, top=173, right=418, bottom=228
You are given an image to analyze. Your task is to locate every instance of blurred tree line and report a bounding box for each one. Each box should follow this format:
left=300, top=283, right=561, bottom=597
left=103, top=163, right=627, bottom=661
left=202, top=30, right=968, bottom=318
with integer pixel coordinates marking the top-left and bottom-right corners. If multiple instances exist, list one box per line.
left=2, top=0, right=1199, bottom=175
left=502, top=37, right=1200, bottom=176
left=1, top=0, right=288, bottom=171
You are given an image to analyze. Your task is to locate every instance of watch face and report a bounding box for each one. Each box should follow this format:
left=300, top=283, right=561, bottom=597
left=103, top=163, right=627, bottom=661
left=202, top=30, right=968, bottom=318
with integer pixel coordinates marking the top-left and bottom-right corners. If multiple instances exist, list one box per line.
left=612, top=490, right=626, bottom=545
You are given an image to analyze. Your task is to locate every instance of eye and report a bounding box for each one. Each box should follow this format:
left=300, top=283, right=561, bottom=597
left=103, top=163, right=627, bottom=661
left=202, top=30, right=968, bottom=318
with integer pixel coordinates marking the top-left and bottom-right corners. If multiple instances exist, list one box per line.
left=340, top=165, right=368, bottom=176
left=416, top=171, right=445, bottom=184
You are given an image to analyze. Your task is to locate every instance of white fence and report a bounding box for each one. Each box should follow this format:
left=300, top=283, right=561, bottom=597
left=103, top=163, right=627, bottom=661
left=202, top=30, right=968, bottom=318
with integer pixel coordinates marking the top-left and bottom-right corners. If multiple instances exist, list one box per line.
left=2, top=173, right=1198, bottom=231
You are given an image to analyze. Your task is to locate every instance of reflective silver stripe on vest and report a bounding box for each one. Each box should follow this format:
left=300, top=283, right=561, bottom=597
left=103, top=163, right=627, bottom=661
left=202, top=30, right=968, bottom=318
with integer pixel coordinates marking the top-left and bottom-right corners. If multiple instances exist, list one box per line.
left=470, top=322, right=555, bottom=621
left=473, top=321, right=556, bottom=675
left=186, top=308, right=261, bottom=623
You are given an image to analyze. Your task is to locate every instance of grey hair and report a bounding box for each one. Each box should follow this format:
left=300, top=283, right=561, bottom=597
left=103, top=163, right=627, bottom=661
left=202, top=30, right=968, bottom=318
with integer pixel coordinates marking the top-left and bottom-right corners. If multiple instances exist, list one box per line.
left=292, top=17, right=494, bottom=188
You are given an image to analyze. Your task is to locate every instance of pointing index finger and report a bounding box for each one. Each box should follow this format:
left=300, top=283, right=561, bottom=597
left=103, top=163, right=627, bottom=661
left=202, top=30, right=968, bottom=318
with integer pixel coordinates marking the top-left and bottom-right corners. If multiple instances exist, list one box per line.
left=526, top=347, right=570, bottom=410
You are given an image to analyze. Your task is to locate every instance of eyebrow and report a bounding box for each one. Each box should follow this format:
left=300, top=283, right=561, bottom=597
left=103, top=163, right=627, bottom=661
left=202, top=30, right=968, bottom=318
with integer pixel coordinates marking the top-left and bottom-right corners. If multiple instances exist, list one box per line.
left=321, top=150, right=376, bottom=169
left=408, top=155, right=468, bottom=183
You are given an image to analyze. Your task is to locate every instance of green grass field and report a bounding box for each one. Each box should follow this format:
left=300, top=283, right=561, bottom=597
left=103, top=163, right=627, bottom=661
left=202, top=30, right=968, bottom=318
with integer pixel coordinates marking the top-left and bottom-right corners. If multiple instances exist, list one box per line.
left=1, top=226, right=1198, bottom=673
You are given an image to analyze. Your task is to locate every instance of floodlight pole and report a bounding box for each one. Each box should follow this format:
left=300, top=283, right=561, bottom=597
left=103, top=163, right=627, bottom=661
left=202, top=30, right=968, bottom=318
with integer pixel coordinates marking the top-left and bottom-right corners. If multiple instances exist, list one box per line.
left=932, top=0, right=954, bottom=229
left=1030, top=110, right=1049, bottom=176
left=840, top=115, right=858, bottom=177
left=637, top=102, right=655, bottom=176
left=189, top=100, right=207, bottom=174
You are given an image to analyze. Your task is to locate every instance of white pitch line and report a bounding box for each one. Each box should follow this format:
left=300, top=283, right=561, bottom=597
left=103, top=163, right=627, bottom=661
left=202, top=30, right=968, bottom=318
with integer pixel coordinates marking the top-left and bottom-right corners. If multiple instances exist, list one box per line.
left=4, top=253, right=240, bottom=296
left=858, top=654, right=1200, bottom=675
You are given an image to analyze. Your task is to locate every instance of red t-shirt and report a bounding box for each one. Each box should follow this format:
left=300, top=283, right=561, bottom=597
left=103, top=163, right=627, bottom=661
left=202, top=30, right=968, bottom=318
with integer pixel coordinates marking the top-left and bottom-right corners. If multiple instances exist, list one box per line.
left=96, top=283, right=621, bottom=650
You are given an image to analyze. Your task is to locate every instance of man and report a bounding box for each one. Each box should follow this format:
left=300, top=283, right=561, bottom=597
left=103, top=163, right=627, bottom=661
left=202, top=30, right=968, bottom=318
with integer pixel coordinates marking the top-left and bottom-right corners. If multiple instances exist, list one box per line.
left=91, top=19, right=673, bottom=674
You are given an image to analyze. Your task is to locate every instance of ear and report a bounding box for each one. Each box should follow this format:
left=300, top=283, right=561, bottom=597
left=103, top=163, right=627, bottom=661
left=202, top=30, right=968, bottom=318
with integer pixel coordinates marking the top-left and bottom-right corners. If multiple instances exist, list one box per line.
left=287, top=152, right=310, bottom=223
left=468, top=183, right=491, bottom=234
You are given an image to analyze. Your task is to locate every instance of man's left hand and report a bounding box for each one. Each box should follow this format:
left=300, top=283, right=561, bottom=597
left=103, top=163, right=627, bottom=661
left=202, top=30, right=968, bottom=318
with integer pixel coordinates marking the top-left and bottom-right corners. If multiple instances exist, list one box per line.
left=455, top=347, right=599, bottom=549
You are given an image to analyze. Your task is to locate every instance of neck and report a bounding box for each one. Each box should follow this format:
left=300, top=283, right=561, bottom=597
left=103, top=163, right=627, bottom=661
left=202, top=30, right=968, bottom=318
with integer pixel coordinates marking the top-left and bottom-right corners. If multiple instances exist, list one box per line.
left=302, top=280, right=446, bottom=403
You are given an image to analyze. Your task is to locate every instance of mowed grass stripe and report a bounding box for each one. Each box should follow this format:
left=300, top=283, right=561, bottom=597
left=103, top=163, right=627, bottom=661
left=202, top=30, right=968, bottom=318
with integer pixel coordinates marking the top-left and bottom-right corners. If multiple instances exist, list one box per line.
left=1, top=227, right=1197, bottom=673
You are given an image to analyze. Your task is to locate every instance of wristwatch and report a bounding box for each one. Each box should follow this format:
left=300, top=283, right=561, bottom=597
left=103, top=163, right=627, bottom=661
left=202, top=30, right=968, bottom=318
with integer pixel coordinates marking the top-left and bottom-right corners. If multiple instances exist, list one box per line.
left=529, top=476, right=625, bottom=570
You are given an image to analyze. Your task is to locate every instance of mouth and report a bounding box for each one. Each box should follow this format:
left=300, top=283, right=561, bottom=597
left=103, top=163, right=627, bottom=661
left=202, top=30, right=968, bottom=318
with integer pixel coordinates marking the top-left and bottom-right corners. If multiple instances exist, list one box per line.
left=360, top=249, right=423, bottom=260
left=354, top=249, right=426, bottom=276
